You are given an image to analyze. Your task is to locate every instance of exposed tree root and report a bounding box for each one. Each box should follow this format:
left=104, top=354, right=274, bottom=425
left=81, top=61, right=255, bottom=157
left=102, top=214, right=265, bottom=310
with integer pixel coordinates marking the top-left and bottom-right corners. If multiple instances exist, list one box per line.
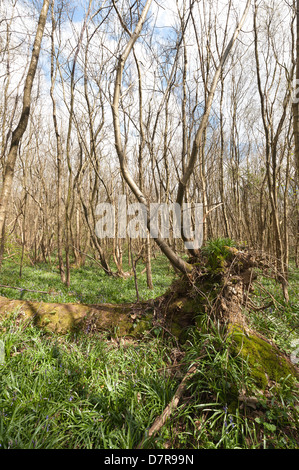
left=136, top=364, right=198, bottom=449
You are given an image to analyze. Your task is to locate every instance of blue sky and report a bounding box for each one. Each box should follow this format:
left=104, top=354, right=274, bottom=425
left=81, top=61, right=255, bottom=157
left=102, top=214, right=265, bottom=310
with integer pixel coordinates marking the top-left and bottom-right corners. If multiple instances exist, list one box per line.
left=71, top=3, right=86, bottom=23
left=64, top=0, right=176, bottom=31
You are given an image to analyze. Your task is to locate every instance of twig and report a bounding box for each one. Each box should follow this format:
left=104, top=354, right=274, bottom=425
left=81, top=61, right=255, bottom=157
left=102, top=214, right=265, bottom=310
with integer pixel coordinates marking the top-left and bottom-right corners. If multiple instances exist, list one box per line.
left=150, top=322, right=180, bottom=349
left=247, top=299, right=274, bottom=311
left=202, top=202, right=223, bottom=222
left=286, top=324, right=299, bottom=338
left=136, top=364, right=197, bottom=449
left=2, top=253, right=17, bottom=260
left=0, top=284, right=58, bottom=296
left=255, top=281, right=285, bottom=308
left=70, top=245, right=114, bottom=276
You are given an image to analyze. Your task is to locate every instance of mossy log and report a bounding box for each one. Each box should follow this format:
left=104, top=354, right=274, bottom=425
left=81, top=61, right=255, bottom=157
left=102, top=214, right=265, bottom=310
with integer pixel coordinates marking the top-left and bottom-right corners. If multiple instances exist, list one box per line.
left=229, top=325, right=299, bottom=390
left=0, top=247, right=268, bottom=337
left=0, top=295, right=154, bottom=336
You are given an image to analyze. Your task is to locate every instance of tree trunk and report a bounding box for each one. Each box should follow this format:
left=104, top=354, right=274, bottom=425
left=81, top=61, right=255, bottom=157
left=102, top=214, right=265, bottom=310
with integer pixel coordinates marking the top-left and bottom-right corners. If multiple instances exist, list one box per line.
left=0, top=0, right=50, bottom=264
left=50, top=0, right=66, bottom=284
left=293, top=0, right=299, bottom=271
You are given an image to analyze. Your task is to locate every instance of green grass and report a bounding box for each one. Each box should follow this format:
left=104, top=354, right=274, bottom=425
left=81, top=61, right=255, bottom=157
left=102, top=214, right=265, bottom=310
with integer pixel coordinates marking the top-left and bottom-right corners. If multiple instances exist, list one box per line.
left=0, top=255, right=175, bottom=304
left=0, top=311, right=179, bottom=449
left=245, top=263, right=299, bottom=356
left=0, top=251, right=298, bottom=449
left=0, top=312, right=297, bottom=449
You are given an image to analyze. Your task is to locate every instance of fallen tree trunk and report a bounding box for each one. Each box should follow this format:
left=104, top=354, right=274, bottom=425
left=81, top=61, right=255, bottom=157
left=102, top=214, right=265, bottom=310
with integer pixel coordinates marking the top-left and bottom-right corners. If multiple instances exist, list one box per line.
left=0, top=295, right=154, bottom=336
left=0, top=247, right=286, bottom=338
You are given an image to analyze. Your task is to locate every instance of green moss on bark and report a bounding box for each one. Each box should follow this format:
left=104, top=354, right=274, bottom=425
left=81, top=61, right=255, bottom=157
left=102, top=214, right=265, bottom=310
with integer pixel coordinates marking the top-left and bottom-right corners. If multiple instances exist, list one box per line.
left=229, top=325, right=299, bottom=389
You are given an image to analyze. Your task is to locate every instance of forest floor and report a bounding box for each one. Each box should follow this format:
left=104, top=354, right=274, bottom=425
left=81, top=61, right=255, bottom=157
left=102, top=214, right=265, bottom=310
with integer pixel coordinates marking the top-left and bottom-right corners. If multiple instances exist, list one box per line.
left=0, top=247, right=298, bottom=449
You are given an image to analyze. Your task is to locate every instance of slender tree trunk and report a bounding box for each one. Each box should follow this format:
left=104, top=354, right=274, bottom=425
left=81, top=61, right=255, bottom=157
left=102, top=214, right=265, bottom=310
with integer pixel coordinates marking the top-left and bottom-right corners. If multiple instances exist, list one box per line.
left=293, top=0, right=299, bottom=270
left=0, top=0, right=50, bottom=266
left=19, top=192, right=27, bottom=278
left=0, top=217, right=5, bottom=269
left=134, top=51, right=153, bottom=289
left=50, top=0, right=65, bottom=284
left=219, top=74, right=230, bottom=238
left=293, top=0, right=299, bottom=182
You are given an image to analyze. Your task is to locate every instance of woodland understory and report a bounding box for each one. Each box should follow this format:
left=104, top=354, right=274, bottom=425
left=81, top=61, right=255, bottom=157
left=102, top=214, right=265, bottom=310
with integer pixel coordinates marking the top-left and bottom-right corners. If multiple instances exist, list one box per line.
left=0, top=240, right=298, bottom=449
left=0, top=0, right=299, bottom=450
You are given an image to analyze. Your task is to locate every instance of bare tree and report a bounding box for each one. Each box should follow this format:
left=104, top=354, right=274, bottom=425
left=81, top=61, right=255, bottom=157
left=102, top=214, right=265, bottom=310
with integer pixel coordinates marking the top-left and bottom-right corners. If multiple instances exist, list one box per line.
left=254, top=0, right=295, bottom=301
left=0, top=0, right=50, bottom=267
left=112, top=0, right=251, bottom=274
left=292, top=0, right=299, bottom=267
